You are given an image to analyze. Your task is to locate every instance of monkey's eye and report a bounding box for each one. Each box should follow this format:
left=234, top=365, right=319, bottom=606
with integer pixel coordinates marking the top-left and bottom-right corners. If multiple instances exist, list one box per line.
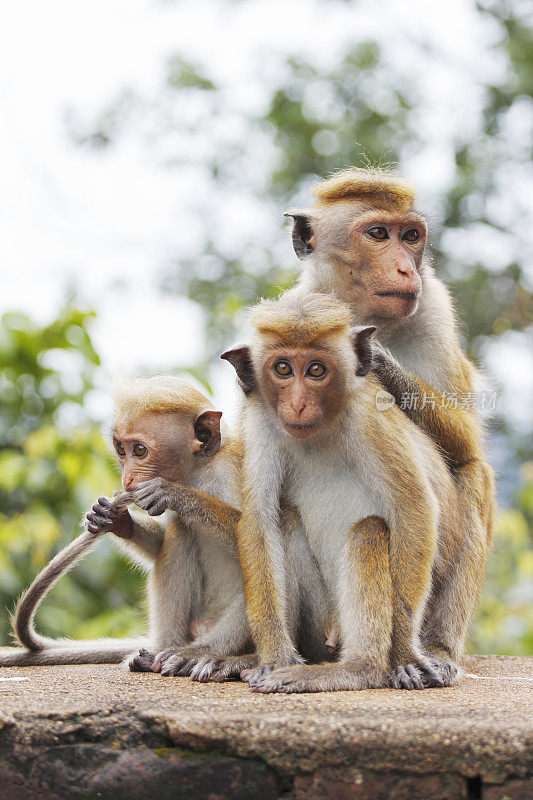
left=273, top=360, right=293, bottom=377
left=306, top=362, right=327, bottom=379
left=402, top=228, right=419, bottom=242
left=132, top=443, right=147, bottom=457
left=114, top=441, right=126, bottom=457
left=367, top=226, right=389, bottom=240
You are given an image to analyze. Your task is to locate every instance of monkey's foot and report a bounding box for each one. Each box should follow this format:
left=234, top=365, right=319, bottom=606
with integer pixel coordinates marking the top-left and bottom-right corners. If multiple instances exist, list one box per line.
left=248, top=663, right=386, bottom=694
left=191, top=653, right=259, bottom=683
left=153, top=646, right=210, bottom=677
left=389, top=665, right=426, bottom=690
left=128, top=648, right=156, bottom=673
left=241, top=654, right=305, bottom=689
left=422, top=658, right=459, bottom=687
left=389, top=657, right=455, bottom=690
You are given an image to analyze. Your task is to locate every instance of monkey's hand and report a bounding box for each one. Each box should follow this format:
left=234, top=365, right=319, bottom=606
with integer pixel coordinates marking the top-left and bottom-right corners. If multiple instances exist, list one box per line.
left=129, top=477, right=185, bottom=517
left=370, top=339, right=400, bottom=376
left=85, top=495, right=133, bottom=539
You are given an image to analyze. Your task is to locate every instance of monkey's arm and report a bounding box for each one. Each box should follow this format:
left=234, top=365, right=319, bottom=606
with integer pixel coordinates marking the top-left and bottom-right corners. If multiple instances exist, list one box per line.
left=372, top=346, right=483, bottom=466
left=236, top=502, right=304, bottom=686
left=129, top=479, right=241, bottom=549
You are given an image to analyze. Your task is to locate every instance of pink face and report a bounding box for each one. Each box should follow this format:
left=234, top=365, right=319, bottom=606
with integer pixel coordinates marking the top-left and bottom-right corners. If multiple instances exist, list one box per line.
left=113, top=411, right=190, bottom=490
left=261, top=348, right=346, bottom=438
left=353, top=214, right=426, bottom=319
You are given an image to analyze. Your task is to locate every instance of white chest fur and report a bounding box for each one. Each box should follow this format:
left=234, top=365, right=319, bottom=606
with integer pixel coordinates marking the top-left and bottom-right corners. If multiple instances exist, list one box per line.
left=285, top=442, right=386, bottom=597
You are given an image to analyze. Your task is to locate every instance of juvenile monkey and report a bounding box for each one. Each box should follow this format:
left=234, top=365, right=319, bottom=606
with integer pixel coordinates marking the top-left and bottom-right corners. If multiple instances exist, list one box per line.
left=2, top=376, right=331, bottom=680
left=221, top=291, right=459, bottom=693
left=0, top=377, right=253, bottom=678
left=286, top=168, right=495, bottom=672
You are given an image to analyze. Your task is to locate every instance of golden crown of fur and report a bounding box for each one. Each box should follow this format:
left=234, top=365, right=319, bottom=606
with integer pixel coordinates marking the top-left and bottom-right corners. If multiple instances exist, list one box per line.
left=113, top=374, right=211, bottom=422
left=311, top=167, right=415, bottom=212
left=249, top=291, right=352, bottom=346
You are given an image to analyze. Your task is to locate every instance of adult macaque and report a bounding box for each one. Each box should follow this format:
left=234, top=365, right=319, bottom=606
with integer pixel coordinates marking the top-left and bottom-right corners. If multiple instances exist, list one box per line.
left=221, top=291, right=460, bottom=692
left=287, top=168, right=495, bottom=669
left=0, top=377, right=253, bottom=678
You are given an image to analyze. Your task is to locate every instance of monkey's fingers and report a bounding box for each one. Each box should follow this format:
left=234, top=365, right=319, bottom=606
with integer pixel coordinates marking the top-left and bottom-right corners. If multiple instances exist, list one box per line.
left=160, top=656, right=195, bottom=677
left=111, top=492, right=133, bottom=512
left=144, top=500, right=168, bottom=517
left=190, top=657, right=222, bottom=683
left=211, top=655, right=259, bottom=682
left=406, top=665, right=424, bottom=690
left=419, top=661, right=444, bottom=687
left=151, top=649, right=175, bottom=672
left=391, top=666, right=415, bottom=690
left=421, top=659, right=456, bottom=687
left=86, top=511, right=113, bottom=531
left=97, top=496, right=113, bottom=508
left=242, top=664, right=273, bottom=687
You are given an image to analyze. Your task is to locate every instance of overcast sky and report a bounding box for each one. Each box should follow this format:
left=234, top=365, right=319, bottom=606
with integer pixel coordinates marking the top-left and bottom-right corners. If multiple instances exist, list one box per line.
left=1, top=0, right=531, bottom=430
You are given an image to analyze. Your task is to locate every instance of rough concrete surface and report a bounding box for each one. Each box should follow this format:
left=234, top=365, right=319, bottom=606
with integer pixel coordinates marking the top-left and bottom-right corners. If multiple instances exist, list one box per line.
left=0, top=653, right=530, bottom=799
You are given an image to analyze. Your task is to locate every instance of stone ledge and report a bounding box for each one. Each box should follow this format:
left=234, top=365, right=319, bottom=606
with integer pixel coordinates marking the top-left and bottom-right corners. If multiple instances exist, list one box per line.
left=0, top=654, right=530, bottom=799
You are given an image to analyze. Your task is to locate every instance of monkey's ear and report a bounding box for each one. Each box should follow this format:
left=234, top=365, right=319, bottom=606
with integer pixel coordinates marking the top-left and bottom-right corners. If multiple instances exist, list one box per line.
left=220, top=346, right=257, bottom=395
left=285, top=210, right=315, bottom=260
left=193, top=410, right=222, bottom=457
left=351, top=326, right=377, bottom=376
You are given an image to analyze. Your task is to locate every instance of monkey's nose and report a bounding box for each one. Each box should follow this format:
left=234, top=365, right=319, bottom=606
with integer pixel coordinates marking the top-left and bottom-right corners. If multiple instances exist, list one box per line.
left=290, top=402, right=306, bottom=417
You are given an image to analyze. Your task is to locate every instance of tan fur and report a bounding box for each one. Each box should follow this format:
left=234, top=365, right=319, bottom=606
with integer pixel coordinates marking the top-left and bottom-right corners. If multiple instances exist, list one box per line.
left=311, top=167, right=416, bottom=212
left=113, top=374, right=213, bottom=429
left=291, top=168, right=495, bottom=669
left=223, top=292, right=460, bottom=692
left=250, top=292, right=351, bottom=346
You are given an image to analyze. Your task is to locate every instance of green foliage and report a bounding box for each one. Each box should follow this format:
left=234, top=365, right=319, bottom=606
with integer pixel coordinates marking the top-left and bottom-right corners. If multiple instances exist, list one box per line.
left=0, top=309, right=144, bottom=645
left=473, top=464, right=533, bottom=655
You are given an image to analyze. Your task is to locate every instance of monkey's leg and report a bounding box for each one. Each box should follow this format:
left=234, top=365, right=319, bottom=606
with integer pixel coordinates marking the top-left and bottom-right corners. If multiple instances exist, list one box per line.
left=175, top=508, right=307, bottom=683
left=159, top=595, right=252, bottom=679
left=289, top=520, right=335, bottom=664
left=128, top=521, right=202, bottom=672
left=250, top=517, right=393, bottom=693
left=420, top=460, right=494, bottom=686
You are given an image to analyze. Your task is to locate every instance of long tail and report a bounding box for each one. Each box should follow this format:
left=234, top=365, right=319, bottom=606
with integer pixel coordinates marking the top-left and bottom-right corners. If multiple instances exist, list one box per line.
left=0, top=638, right=144, bottom=666
left=7, top=492, right=139, bottom=666
left=13, top=528, right=103, bottom=651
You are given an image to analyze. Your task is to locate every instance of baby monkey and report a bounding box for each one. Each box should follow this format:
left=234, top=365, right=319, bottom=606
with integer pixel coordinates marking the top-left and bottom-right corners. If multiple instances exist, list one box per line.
left=1, top=376, right=254, bottom=680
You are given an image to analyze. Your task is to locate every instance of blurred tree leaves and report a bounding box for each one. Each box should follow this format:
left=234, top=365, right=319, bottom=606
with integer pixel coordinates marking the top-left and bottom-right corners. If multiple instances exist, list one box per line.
left=0, top=309, right=145, bottom=645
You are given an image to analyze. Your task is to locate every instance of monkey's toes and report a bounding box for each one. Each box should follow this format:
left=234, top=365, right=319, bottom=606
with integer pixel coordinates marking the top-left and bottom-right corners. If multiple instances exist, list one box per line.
left=390, top=665, right=426, bottom=690
left=129, top=649, right=156, bottom=672
left=151, top=649, right=175, bottom=672
left=241, top=664, right=273, bottom=687
left=422, top=659, right=458, bottom=687
left=210, top=655, right=259, bottom=682
left=160, top=655, right=194, bottom=677
left=249, top=667, right=309, bottom=694
left=190, top=657, right=221, bottom=683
